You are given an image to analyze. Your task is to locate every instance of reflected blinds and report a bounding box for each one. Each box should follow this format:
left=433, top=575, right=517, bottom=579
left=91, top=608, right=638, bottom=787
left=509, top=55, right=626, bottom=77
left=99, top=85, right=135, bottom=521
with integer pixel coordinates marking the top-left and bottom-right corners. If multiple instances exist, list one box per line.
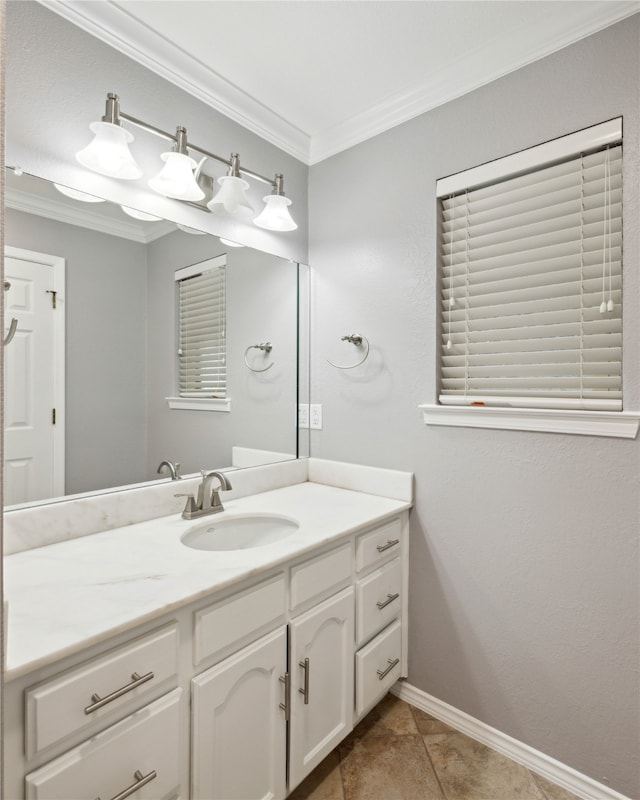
left=176, top=258, right=226, bottom=397
left=438, top=137, right=623, bottom=411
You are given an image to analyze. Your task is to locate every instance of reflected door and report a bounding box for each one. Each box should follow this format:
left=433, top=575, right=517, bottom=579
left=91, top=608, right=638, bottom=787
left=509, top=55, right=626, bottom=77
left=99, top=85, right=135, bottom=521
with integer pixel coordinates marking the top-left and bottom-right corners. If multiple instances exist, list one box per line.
left=4, top=248, right=65, bottom=504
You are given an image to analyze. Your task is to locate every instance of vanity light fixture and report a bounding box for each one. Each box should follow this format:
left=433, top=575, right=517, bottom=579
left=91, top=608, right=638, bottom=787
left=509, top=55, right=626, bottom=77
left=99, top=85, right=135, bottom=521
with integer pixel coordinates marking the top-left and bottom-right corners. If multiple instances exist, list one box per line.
left=219, top=237, right=244, bottom=248
left=207, top=153, right=253, bottom=218
left=253, top=174, right=297, bottom=232
left=76, top=92, right=298, bottom=233
left=76, top=93, right=143, bottom=180
left=148, top=126, right=205, bottom=202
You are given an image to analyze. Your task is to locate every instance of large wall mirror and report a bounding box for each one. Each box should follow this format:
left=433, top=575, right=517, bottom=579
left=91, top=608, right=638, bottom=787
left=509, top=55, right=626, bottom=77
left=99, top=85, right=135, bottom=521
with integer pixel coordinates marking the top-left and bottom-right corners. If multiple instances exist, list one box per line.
left=3, top=167, right=310, bottom=509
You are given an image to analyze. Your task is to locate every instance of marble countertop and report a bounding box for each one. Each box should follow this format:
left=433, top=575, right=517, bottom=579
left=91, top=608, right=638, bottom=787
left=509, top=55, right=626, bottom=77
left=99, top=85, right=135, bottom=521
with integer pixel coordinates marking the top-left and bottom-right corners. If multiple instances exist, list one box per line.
left=4, top=481, right=410, bottom=680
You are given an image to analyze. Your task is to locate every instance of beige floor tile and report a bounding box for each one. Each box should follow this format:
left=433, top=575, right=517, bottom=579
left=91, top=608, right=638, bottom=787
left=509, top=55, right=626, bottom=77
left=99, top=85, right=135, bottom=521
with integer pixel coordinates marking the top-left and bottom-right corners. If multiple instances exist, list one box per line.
left=424, top=732, right=546, bottom=800
left=411, top=707, right=457, bottom=736
left=339, top=733, right=446, bottom=800
left=530, top=773, right=582, bottom=800
left=288, top=751, right=345, bottom=800
left=348, top=693, right=419, bottom=741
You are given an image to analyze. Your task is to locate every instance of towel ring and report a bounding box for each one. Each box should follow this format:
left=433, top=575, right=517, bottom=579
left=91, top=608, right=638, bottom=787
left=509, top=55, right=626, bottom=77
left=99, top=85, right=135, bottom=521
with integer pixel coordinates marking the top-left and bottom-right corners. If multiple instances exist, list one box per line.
left=327, top=334, right=370, bottom=370
left=244, top=342, right=274, bottom=373
left=3, top=281, right=17, bottom=346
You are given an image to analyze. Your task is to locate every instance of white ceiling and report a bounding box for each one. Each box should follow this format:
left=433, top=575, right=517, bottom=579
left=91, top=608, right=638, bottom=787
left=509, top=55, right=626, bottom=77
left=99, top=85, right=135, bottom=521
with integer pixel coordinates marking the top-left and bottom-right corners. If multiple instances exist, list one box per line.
left=41, top=0, right=639, bottom=164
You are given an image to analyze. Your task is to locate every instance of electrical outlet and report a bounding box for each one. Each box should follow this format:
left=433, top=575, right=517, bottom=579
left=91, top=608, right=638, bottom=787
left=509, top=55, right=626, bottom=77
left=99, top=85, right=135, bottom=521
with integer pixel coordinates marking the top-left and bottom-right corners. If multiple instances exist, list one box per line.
left=298, top=403, right=309, bottom=428
left=310, top=404, right=323, bottom=430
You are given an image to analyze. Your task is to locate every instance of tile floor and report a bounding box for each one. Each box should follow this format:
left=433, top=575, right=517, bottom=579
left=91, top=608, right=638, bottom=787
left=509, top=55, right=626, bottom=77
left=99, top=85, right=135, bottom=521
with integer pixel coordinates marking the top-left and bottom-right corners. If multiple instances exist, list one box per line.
left=288, top=694, right=581, bottom=800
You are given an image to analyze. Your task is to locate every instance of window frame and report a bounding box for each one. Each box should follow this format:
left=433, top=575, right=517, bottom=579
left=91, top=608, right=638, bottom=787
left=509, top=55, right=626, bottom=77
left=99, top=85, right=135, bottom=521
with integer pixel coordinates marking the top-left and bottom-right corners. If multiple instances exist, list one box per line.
left=422, top=118, right=639, bottom=438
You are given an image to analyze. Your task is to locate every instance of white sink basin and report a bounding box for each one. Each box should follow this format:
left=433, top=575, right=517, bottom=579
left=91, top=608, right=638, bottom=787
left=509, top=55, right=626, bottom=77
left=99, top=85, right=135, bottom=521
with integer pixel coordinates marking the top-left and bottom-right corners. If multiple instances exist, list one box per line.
left=181, top=514, right=300, bottom=551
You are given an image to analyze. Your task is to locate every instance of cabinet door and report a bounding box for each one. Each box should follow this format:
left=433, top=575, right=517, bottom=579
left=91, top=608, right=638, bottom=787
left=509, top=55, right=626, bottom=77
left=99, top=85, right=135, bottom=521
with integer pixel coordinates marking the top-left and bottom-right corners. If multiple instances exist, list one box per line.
left=192, top=627, right=287, bottom=800
left=289, top=587, right=354, bottom=791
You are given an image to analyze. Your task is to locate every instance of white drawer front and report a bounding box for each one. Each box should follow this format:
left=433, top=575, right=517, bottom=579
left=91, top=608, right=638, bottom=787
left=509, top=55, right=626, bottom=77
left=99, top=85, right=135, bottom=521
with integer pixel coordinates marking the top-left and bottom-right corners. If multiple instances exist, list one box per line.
left=290, top=543, right=352, bottom=612
left=355, top=620, right=402, bottom=716
left=25, top=689, right=182, bottom=800
left=26, top=625, right=179, bottom=758
left=356, top=558, right=402, bottom=646
left=355, top=518, right=402, bottom=573
left=195, top=573, right=286, bottom=665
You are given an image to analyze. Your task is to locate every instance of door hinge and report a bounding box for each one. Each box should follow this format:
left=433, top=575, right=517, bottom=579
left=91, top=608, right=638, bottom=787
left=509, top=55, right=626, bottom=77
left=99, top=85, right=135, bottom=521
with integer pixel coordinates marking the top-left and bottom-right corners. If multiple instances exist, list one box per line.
left=46, top=290, right=57, bottom=309
left=52, top=408, right=56, bottom=425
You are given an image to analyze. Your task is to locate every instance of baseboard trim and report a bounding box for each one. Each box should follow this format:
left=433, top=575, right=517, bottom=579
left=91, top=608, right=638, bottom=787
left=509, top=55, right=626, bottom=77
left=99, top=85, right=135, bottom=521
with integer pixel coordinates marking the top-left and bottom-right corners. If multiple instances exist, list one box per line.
left=391, top=682, right=632, bottom=800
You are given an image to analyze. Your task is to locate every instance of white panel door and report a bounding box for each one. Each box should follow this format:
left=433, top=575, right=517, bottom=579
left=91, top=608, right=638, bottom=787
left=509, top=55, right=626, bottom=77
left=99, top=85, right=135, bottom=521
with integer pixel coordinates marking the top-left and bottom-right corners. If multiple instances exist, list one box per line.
left=4, top=248, right=65, bottom=504
left=191, top=627, right=287, bottom=800
left=289, top=587, right=354, bottom=791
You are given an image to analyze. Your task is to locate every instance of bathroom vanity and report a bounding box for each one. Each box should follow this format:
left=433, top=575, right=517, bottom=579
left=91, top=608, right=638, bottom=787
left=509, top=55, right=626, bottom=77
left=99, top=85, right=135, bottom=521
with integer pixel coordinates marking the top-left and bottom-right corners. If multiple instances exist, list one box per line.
left=3, top=459, right=412, bottom=800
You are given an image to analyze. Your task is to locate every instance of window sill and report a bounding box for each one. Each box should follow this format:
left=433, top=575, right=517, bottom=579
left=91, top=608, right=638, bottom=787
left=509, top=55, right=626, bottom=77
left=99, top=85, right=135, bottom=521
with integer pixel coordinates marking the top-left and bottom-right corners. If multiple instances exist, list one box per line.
left=166, top=397, right=231, bottom=412
left=419, top=404, right=639, bottom=439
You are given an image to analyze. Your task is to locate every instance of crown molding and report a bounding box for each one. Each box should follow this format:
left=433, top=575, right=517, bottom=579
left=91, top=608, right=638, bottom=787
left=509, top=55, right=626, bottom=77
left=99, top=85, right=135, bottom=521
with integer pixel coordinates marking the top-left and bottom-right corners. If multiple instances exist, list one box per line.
left=309, top=1, right=640, bottom=164
left=5, top=187, right=175, bottom=244
left=37, top=0, right=310, bottom=164
left=39, top=1, right=638, bottom=166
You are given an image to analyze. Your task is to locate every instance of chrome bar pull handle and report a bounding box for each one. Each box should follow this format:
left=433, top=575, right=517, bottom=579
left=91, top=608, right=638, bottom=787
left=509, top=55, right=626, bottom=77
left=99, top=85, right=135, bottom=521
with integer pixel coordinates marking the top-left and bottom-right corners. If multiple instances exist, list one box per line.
left=279, top=673, right=290, bottom=721
left=298, top=658, right=310, bottom=705
left=377, top=658, right=400, bottom=681
left=377, top=539, right=400, bottom=553
left=377, top=592, right=400, bottom=610
left=95, top=769, right=157, bottom=800
left=84, top=671, right=154, bottom=714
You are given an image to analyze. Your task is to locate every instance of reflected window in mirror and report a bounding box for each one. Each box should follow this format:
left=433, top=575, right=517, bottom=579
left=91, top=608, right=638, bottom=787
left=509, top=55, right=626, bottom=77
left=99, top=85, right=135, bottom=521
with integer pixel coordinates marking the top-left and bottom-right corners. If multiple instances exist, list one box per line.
left=176, top=256, right=227, bottom=401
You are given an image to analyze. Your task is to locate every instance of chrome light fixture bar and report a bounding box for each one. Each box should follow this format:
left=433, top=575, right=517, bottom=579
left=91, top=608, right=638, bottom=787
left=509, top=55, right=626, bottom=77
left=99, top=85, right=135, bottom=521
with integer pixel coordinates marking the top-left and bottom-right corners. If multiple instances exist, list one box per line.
left=76, top=93, right=297, bottom=232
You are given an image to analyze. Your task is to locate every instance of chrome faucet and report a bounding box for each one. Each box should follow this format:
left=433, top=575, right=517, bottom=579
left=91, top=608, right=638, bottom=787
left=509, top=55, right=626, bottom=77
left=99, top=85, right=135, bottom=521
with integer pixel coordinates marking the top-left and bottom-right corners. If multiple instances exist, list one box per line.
left=157, top=460, right=181, bottom=480
left=176, top=470, right=233, bottom=519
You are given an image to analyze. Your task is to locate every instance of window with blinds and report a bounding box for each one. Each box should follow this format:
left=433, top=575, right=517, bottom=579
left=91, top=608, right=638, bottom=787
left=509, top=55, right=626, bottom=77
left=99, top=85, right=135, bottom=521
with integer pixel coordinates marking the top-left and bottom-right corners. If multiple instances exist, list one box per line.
left=175, top=255, right=226, bottom=398
left=437, top=121, right=623, bottom=412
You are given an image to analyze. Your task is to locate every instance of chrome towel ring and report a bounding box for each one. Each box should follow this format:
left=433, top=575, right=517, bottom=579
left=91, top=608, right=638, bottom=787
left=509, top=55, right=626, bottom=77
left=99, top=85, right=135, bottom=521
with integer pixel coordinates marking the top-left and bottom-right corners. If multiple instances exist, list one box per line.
left=244, top=342, right=274, bottom=372
left=327, top=334, right=370, bottom=370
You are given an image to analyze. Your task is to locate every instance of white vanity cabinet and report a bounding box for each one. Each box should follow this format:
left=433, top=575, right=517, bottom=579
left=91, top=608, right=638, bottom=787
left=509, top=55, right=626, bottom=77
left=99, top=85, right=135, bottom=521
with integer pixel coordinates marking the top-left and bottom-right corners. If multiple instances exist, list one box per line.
left=191, top=627, right=288, bottom=800
left=5, top=509, right=409, bottom=800
left=289, top=587, right=355, bottom=791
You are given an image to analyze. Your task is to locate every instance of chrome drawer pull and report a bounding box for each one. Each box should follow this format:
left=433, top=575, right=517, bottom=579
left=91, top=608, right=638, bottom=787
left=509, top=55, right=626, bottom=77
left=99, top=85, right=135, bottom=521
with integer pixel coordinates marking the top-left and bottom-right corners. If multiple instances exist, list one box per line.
left=376, top=592, right=400, bottom=610
left=84, top=671, right=155, bottom=715
left=376, top=539, right=400, bottom=553
left=95, top=769, right=157, bottom=800
left=377, top=658, right=400, bottom=681
left=298, top=658, right=310, bottom=705
left=279, top=673, right=290, bottom=721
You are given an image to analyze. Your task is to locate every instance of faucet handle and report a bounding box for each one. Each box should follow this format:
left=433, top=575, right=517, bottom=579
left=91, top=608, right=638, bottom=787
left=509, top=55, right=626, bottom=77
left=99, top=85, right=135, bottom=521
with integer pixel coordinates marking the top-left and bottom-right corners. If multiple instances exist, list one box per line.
left=175, top=493, right=198, bottom=518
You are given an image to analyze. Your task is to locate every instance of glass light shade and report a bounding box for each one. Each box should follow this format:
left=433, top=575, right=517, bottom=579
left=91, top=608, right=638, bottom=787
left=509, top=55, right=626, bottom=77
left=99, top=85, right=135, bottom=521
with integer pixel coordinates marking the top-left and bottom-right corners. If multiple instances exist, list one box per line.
left=76, top=121, right=143, bottom=180
left=219, top=237, right=244, bottom=248
left=148, top=152, right=205, bottom=201
left=207, top=176, right=254, bottom=219
left=253, top=194, right=297, bottom=232
left=53, top=184, right=105, bottom=203
left=121, top=206, right=162, bottom=221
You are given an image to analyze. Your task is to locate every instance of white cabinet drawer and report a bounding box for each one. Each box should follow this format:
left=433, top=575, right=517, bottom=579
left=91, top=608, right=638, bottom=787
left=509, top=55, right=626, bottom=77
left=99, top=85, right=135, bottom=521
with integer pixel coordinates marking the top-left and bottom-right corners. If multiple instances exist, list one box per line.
left=356, top=558, right=402, bottom=646
left=25, top=625, right=179, bottom=758
left=195, top=573, right=286, bottom=666
left=355, top=518, right=402, bottom=573
left=25, top=689, right=182, bottom=800
left=355, top=620, right=402, bottom=716
left=290, top=543, right=351, bottom=612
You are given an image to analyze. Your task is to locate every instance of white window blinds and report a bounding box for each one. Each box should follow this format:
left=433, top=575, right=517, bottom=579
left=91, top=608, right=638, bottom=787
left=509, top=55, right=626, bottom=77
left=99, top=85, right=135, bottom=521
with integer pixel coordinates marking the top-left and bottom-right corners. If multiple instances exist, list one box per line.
left=175, top=256, right=226, bottom=398
left=437, top=123, right=623, bottom=412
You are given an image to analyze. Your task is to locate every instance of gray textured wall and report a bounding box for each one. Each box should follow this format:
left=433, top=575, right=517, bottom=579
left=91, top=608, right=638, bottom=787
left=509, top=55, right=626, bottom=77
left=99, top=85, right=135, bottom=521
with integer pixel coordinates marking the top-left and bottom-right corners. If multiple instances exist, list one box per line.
left=5, top=1, right=308, bottom=264
left=4, top=208, right=147, bottom=494
left=309, top=16, right=640, bottom=799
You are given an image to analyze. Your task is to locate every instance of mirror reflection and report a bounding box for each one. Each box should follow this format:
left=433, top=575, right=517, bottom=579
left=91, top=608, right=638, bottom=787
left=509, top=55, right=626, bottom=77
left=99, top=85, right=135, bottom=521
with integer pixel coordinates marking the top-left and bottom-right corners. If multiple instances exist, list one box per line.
left=4, top=169, right=307, bottom=508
